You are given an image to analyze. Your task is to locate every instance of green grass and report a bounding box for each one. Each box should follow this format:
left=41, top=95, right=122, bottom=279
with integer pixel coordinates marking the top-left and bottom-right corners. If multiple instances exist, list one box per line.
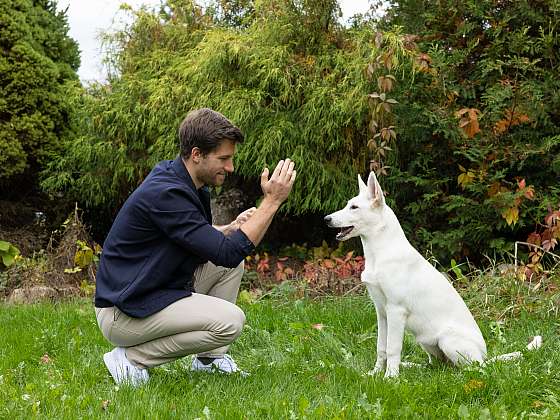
left=1, top=277, right=559, bottom=419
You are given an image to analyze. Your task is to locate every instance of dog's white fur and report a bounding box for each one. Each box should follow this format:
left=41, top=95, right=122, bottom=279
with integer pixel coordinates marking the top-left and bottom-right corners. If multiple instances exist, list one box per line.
left=325, top=172, right=541, bottom=378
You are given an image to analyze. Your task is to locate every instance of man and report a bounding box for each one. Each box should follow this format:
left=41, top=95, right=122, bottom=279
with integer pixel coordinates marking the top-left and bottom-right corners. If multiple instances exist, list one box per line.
left=94, top=108, right=296, bottom=386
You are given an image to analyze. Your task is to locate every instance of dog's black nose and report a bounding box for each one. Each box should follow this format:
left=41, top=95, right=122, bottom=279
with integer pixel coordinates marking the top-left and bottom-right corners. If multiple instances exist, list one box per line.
left=324, top=216, right=331, bottom=224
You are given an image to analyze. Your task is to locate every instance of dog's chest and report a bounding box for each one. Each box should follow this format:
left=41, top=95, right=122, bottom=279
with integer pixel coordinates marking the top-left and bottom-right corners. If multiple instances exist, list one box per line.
left=361, top=269, right=387, bottom=306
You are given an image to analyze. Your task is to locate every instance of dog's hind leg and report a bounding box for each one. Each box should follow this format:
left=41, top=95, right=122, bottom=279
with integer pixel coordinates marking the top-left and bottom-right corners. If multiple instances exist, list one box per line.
left=438, top=336, right=485, bottom=366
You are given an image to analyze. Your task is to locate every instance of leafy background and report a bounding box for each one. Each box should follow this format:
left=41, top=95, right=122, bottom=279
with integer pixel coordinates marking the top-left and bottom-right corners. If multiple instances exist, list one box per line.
left=1, top=0, right=559, bottom=267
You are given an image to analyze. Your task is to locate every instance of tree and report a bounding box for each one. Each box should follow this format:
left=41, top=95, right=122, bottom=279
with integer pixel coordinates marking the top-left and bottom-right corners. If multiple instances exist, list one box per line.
left=0, top=0, right=79, bottom=195
left=42, top=0, right=371, bottom=215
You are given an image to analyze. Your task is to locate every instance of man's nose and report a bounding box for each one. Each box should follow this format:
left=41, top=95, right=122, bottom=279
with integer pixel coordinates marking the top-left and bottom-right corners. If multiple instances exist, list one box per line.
left=225, top=161, right=234, bottom=173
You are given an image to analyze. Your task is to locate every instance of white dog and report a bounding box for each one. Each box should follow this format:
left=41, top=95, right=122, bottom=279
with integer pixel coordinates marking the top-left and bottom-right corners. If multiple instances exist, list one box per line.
left=325, top=172, right=541, bottom=378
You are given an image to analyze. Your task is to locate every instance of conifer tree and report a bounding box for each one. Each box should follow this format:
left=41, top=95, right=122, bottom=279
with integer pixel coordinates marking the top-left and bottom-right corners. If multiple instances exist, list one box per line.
left=0, top=0, right=79, bottom=195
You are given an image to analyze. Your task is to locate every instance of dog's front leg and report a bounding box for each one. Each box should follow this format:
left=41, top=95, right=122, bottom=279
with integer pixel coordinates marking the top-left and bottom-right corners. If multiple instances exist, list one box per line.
left=384, top=305, right=407, bottom=378
left=372, top=305, right=387, bottom=374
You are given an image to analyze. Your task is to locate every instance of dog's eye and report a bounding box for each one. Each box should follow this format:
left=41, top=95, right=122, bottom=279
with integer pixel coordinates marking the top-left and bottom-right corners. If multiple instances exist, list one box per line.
left=350, top=205, right=358, bottom=210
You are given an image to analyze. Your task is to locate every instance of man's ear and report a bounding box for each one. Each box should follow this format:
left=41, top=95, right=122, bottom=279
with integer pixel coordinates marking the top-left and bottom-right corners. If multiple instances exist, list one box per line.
left=367, top=171, right=385, bottom=207
left=190, top=147, right=203, bottom=163
left=358, top=174, right=367, bottom=195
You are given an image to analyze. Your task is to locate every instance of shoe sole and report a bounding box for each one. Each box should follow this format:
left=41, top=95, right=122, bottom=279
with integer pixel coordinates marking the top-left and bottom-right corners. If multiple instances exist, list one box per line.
left=192, top=363, right=249, bottom=376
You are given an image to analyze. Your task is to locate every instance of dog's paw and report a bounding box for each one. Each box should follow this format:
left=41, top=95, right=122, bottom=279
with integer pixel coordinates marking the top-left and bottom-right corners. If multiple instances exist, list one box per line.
left=384, top=367, right=400, bottom=379
left=366, top=367, right=384, bottom=376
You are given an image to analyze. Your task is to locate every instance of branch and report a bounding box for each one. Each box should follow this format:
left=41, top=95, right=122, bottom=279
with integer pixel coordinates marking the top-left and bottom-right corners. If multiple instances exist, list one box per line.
left=514, top=241, right=560, bottom=269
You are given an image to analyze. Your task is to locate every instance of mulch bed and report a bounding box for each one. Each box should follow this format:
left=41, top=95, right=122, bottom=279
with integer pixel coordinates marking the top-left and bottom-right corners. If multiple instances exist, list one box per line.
left=1, top=208, right=96, bottom=303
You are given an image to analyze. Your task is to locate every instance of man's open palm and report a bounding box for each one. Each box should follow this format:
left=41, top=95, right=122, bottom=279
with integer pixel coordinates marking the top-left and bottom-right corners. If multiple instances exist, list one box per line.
left=260, top=159, right=297, bottom=206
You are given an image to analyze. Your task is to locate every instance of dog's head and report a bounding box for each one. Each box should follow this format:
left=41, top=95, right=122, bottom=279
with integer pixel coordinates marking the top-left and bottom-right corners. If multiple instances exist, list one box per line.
left=324, top=171, right=386, bottom=240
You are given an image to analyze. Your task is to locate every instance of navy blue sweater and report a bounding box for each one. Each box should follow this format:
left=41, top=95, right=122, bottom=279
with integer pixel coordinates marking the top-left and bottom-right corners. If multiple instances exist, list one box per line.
left=94, top=157, right=255, bottom=317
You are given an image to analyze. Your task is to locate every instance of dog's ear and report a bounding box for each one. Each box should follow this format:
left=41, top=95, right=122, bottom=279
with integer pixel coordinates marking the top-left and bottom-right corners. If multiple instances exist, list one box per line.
left=367, top=171, right=385, bottom=207
left=358, top=174, right=367, bottom=194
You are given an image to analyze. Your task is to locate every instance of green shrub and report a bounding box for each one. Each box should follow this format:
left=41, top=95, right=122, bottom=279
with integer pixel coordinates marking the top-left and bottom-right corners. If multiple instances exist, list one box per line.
left=375, top=0, right=560, bottom=262
left=0, top=0, right=79, bottom=191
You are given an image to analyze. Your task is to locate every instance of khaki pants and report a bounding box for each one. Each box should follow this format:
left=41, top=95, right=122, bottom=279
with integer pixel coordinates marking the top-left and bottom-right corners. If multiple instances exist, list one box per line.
left=95, top=261, right=245, bottom=369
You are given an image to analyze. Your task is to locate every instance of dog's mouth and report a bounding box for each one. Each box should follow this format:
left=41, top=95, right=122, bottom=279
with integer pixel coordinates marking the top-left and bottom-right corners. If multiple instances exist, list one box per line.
left=336, top=226, right=354, bottom=240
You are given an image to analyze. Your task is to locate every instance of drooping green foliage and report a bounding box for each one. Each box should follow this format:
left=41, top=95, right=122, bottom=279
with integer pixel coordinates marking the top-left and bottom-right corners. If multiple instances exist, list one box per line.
left=41, top=0, right=560, bottom=264
left=42, top=0, right=379, bottom=214
left=0, top=0, right=80, bottom=192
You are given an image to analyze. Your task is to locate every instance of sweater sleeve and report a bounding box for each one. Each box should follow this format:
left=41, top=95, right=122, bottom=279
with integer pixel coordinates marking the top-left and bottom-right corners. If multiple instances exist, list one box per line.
left=149, top=186, right=254, bottom=268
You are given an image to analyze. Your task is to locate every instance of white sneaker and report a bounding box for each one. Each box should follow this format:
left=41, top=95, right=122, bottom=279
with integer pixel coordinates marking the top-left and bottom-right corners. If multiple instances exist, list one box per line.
left=191, top=354, right=248, bottom=376
left=103, top=347, right=149, bottom=386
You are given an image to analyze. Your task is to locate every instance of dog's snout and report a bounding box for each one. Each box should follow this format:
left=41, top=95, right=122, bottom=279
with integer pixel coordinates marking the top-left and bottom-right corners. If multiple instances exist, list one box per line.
left=324, top=215, right=332, bottom=224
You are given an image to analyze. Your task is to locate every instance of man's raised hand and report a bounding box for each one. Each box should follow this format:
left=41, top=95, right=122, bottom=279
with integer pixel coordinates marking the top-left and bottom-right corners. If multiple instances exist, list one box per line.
left=239, top=159, right=297, bottom=246
left=260, top=158, right=297, bottom=206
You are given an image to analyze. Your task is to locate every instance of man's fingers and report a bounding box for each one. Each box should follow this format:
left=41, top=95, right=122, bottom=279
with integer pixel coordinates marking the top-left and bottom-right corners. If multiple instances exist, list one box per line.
left=272, top=160, right=284, bottom=179
left=289, top=169, right=297, bottom=185
left=279, top=158, right=292, bottom=179
left=241, top=207, right=257, bottom=219
left=285, top=160, right=295, bottom=181
left=261, top=167, right=269, bottom=187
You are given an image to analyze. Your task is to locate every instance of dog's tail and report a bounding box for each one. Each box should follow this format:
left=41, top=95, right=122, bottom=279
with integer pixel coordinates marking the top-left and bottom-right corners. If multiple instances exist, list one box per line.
left=483, top=335, right=542, bottom=365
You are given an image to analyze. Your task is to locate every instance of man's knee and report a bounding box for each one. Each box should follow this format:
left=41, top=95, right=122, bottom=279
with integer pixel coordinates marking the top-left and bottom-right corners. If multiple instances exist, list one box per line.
left=232, top=304, right=246, bottom=337
left=225, top=304, right=246, bottom=339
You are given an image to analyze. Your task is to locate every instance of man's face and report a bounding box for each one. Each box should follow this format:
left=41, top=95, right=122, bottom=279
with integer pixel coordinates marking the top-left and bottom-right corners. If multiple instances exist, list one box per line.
left=197, top=139, right=236, bottom=186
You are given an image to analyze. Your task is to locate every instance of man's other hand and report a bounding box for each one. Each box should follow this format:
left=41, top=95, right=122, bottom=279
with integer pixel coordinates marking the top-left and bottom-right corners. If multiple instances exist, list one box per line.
left=232, top=207, right=256, bottom=229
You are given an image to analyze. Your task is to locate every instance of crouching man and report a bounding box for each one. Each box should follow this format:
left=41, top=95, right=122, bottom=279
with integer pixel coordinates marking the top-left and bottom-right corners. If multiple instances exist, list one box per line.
left=94, top=108, right=296, bottom=385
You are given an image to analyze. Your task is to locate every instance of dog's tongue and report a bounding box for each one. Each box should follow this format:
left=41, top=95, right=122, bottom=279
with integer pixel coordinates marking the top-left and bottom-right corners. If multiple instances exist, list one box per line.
left=336, top=226, right=353, bottom=239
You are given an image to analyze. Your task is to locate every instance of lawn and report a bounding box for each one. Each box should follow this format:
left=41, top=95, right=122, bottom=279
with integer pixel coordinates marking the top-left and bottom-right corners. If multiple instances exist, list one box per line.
left=1, top=277, right=559, bottom=419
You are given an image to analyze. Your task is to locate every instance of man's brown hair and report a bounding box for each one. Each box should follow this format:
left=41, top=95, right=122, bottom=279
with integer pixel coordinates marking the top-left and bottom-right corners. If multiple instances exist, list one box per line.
left=178, top=108, right=244, bottom=158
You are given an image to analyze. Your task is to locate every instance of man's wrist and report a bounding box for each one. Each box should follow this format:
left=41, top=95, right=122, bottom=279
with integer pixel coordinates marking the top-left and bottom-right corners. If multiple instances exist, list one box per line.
left=260, top=196, right=282, bottom=212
